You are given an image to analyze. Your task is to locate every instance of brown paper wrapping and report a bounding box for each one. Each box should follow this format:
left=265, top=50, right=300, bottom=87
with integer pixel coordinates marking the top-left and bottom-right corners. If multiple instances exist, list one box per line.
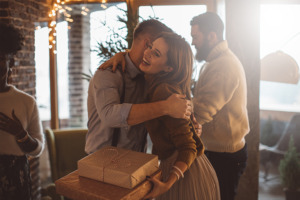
left=78, top=146, right=159, bottom=189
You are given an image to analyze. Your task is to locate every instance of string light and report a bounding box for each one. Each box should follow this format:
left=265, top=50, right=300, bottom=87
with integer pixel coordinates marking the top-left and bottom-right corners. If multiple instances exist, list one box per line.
left=48, top=0, right=108, bottom=54
left=81, top=11, right=88, bottom=16
left=49, top=0, right=108, bottom=27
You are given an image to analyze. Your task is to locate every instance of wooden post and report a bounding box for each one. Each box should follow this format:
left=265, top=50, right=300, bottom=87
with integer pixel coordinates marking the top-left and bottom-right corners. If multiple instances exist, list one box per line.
left=48, top=18, right=59, bottom=129
left=225, top=1, right=261, bottom=200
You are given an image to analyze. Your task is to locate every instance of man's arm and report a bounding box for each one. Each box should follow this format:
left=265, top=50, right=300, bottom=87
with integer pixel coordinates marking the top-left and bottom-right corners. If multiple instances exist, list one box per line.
left=127, top=94, right=192, bottom=125
left=93, top=70, right=192, bottom=127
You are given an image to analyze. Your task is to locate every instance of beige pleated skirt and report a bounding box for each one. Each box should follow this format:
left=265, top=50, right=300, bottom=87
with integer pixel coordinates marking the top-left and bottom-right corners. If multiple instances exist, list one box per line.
left=156, top=152, right=221, bottom=200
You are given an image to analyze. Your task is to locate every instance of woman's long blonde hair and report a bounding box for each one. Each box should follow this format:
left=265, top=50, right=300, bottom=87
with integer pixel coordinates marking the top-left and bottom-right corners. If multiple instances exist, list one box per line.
left=147, top=32, right=193, bottom=100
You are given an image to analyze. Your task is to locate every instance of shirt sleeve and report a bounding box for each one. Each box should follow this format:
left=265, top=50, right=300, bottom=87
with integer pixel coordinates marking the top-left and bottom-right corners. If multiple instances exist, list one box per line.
left=93, top=69, right=132, bottom=128
left=27, top=100, right=44, bottom=157
left=193, top=61, right=239, bottom=125
left=151, top=84, right=198, bottom=168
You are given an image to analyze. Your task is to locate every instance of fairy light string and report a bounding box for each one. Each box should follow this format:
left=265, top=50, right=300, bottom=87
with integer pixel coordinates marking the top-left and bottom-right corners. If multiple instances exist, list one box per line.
left=48, top=0, right=108, bottom=53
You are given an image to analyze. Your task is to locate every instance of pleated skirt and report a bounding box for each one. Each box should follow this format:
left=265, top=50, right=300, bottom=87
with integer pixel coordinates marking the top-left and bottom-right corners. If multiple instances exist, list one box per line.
left=156, top=152, right=221, bottom=200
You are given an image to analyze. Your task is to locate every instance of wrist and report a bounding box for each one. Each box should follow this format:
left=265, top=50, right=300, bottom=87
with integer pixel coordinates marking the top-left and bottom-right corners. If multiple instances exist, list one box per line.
left=160, top=100, right=169, bottom=116
left=16, top=131, right=29, bottom=142
left=166, top=172, right=178, bottom=189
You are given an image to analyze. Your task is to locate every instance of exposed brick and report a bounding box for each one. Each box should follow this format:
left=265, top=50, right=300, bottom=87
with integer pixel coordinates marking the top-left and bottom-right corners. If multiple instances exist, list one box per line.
left=0, top=1, right=9, bottom=9
left=0, top=10, right=8, bottom=17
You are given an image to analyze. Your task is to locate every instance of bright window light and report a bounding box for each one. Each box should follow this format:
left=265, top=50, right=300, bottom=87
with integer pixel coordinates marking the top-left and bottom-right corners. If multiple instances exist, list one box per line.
left=35, top=27, right=50, bottom=121
left=260, top=5, right=300, bottom=112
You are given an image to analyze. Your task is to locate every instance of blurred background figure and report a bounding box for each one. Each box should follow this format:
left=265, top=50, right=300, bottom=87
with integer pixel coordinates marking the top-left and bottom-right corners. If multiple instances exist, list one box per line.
left=0, top=23, right=44, bottom=200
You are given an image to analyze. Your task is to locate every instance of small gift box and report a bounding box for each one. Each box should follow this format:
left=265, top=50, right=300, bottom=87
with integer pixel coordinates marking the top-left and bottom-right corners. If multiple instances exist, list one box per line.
left=77, top=146, right=159, bottom=189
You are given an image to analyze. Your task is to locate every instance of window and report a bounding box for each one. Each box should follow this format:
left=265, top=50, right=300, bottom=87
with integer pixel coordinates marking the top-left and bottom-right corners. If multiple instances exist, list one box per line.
left=35, top=25, right=51, bottom=123
left=90, top=3, right=127, bottom=73
left=56, top=21, right=70, bottom=122
left=260, top=5, right=300, bottom=112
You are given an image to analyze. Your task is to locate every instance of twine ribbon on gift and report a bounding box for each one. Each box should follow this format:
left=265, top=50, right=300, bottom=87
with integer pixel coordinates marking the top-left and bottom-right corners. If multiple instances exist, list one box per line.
left=101, top=148, right=133, bottom=182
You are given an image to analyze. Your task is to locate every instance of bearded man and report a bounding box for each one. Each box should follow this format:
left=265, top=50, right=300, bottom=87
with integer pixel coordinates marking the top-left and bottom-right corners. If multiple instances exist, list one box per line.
left=190, top=12, right=250, bottom=200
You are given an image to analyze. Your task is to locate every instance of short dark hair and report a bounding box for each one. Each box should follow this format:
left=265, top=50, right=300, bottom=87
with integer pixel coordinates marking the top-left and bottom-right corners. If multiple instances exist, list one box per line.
left=133, top=19, right=173, bottom=41
left=0, top=23, right=24, bottom=55
left=190, top=12, right=224, bottom=40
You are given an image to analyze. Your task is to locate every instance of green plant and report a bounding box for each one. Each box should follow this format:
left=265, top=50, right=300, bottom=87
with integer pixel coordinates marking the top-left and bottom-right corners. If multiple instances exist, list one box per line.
left=81, top=69, right=94, bottom=82
left=91, top=3, right=139, bottom=65
left=279, top=135, right=300, bottom=191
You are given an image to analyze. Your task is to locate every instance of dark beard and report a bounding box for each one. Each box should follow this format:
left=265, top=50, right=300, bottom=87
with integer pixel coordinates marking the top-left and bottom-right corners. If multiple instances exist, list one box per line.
left=195, top=39, right=211, bottom=62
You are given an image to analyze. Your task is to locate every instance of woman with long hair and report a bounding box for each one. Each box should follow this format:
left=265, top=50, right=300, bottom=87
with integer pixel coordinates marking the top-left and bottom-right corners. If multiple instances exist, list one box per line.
left=140, top=32, right=220, bottom=200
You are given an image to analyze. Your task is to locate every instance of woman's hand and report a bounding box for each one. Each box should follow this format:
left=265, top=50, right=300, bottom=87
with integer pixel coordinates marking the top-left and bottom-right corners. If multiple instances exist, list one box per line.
left=0, top=110, right=26, bottom=139
left=98, top=51, right=127, bottom=72
left=143, top=176, right=171, bottom=199
left=191, top=114, right=202, bottom=137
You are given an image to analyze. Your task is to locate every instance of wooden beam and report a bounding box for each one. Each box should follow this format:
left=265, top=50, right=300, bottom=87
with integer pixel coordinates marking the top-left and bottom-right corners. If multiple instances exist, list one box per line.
left=225, top=1, right=261, bottom=200
left=48, top=19, right=59, bottom=129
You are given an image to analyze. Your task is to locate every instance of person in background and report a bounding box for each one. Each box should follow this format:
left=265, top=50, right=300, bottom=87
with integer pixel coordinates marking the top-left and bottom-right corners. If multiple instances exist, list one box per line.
left=0, top=23, right=44, bottom=200
left=141, top=32, right=220, bottom=200
left=190, top=12, right=250, bottom=200
left=86, top=19, right=193, bottom=154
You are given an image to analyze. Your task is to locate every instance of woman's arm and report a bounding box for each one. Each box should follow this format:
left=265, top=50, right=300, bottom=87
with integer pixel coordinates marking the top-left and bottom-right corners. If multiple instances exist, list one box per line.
left=144, top=161, right=187, bottom=199
left=98, top=51, right=127, bottom=72
left=144, top=84, right=198, bottom=199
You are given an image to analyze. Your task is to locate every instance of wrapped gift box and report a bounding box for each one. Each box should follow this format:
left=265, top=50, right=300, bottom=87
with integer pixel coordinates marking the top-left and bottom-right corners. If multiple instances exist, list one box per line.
left=78, top=146, right=159, bottom=189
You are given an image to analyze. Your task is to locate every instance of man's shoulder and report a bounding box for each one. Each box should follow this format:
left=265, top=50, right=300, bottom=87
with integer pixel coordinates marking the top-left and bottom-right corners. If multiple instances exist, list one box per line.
left=210, top=50, right=243, bottom=72
left=91, top=68, right=124, bottom=89
left=94, top=67, right=123, bottom=77
left=93, top=68, right=124, bottom=82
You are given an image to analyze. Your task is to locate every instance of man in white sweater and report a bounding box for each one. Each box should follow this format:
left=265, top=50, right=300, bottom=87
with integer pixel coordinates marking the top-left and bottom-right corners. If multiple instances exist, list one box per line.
left=190, top=12, right=250, bottom=200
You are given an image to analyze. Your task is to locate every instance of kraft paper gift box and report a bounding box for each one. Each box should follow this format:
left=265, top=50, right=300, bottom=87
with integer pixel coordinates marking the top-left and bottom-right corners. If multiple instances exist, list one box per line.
left=77, top=146, right=159, bottom=189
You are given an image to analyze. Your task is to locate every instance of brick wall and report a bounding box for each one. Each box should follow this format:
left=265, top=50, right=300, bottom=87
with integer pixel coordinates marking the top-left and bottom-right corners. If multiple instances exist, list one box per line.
left=0, top=0, right=51, bottom=95
left=0, top=0, right=51, bottom=199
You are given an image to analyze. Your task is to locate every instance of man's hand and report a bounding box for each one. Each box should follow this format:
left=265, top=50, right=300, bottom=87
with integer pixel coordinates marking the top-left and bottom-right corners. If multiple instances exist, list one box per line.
left=98, top=51, right=127, bottom=72
left=165, top=94, right=192, bottom=120
left=192, top=114, right=202, bottom=137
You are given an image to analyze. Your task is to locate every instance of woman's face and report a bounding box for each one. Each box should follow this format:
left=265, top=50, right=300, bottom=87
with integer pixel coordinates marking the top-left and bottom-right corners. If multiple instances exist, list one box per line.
left=139, top=37, right=172, bottom=75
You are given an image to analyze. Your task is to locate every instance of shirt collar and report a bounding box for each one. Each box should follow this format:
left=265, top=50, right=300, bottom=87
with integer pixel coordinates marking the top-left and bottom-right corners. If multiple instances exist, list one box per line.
left=125, top=53, right=143, bottom=79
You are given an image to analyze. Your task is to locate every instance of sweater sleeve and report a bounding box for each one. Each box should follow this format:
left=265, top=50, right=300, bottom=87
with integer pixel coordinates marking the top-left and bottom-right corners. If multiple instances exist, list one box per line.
left=151, top=84, right=198, bottom=168
left=193, top=60, right=239, bottom=125
left=27, top=100, right=44, bottom=157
